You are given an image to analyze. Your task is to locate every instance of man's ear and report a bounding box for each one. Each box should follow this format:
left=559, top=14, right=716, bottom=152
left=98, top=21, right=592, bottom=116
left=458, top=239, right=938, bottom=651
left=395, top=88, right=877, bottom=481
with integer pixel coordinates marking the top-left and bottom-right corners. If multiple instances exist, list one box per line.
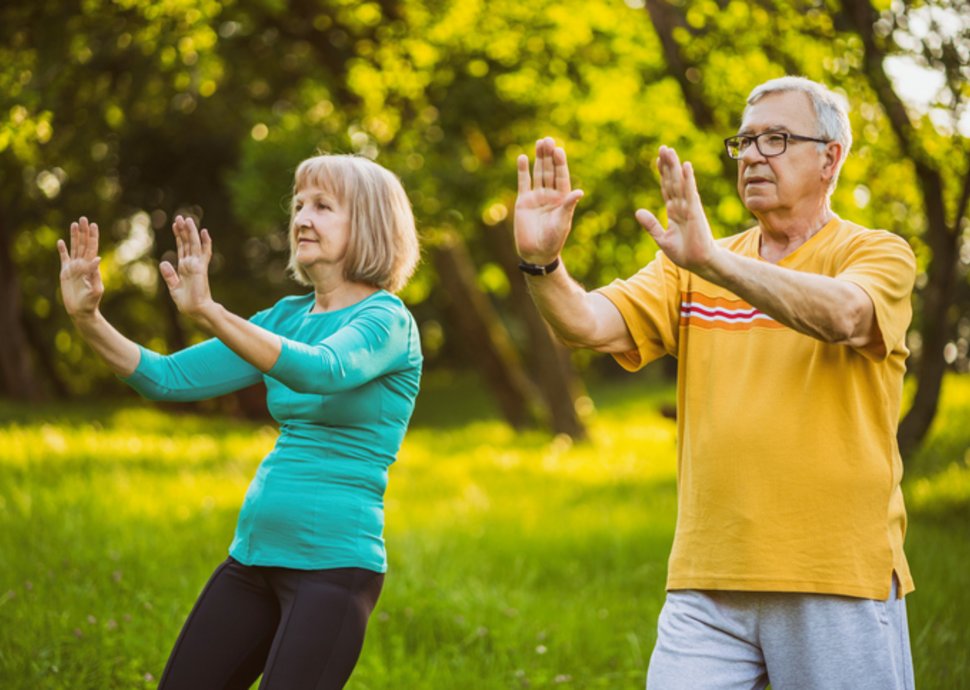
left=821, top=141, right=843, bottom=185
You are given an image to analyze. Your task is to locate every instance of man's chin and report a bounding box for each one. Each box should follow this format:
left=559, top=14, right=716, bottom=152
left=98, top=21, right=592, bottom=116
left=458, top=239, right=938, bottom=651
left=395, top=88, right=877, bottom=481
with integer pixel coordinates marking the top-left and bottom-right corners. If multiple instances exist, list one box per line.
left=742, top=195, right=776, bottom=213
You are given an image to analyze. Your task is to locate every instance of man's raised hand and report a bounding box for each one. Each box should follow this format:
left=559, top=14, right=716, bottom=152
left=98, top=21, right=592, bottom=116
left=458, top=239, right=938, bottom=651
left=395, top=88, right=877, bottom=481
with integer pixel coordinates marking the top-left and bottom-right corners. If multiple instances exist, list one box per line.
left=635, top=146, right=719, bottom=274
left=514, top=137, right=584, bottom=265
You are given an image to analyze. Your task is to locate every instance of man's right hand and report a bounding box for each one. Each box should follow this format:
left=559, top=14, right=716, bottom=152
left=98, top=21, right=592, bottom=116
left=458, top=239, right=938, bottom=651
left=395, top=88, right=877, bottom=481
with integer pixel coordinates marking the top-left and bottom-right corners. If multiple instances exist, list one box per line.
left=57, top=216, right=105, bottom=319
left=514, top=137, right=584, bottom=265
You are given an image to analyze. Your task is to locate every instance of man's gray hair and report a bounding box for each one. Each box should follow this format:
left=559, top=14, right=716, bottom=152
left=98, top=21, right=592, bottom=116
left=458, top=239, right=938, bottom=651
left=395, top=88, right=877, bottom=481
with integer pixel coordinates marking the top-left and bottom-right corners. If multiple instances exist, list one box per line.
left=745, top=76, right=852, bottom=192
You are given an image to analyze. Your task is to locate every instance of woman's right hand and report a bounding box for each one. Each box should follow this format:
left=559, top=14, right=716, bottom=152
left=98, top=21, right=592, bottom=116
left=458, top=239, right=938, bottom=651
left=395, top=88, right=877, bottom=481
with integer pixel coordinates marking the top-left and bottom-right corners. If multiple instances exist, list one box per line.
left=57, top=217, right=105, bottom=319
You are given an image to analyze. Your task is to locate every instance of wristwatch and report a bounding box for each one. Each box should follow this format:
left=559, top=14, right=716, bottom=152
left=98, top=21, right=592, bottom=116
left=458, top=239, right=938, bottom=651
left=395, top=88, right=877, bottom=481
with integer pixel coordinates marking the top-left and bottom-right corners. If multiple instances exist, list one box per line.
left=517, top=257, right=560, bottom=276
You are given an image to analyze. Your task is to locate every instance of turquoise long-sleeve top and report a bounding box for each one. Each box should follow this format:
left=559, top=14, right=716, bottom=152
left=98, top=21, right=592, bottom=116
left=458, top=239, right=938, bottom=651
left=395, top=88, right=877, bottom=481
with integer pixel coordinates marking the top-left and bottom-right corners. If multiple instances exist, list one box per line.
left=122, top=290, right=422, bottom=572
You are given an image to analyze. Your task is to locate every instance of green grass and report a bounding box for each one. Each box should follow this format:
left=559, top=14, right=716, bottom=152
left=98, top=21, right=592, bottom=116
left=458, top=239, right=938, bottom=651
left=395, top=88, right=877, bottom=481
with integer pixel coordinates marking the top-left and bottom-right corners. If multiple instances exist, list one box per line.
left=0, top=371, right=968, bottom=689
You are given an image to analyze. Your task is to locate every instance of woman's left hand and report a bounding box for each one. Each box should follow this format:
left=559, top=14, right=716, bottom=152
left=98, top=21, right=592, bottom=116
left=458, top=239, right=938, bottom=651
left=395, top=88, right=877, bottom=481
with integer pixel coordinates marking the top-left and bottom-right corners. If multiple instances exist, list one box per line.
left=160, top=215, right=217, bottom=320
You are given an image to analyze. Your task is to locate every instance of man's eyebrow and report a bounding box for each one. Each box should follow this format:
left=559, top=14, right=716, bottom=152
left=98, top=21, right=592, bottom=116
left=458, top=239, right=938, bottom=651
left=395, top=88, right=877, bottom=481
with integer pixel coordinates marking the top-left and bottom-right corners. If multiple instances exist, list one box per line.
left=736, top=125, right=790, bottom=137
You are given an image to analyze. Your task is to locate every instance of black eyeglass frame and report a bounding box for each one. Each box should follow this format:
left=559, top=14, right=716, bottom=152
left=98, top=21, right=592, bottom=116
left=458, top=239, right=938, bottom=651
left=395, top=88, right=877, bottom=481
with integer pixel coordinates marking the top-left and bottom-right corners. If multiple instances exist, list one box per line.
left=723, top=131, right=831, bottom=159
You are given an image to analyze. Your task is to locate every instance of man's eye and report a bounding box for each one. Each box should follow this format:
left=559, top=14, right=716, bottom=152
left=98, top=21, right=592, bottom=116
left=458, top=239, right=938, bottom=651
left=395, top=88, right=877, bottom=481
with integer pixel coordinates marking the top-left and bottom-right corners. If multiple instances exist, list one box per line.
left=766, top=134, right=786, bottom=145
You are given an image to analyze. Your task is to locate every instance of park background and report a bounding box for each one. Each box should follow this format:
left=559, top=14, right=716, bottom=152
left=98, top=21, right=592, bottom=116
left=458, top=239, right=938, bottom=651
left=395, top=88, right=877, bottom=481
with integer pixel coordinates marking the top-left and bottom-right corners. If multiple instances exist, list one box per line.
left=1, top=0, right=968, bottom=687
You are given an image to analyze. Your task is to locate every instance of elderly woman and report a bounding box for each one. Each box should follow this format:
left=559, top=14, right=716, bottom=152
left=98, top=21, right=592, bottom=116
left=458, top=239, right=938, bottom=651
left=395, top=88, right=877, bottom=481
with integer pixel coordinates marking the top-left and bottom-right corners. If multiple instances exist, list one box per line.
left=57, top=154, right=422, bottom=690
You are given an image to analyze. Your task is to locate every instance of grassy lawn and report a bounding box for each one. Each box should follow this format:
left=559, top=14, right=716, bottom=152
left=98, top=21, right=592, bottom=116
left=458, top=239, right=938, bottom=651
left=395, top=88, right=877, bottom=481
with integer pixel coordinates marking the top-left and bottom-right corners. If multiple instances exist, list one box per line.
left=0, top=371, right=967, bottom=689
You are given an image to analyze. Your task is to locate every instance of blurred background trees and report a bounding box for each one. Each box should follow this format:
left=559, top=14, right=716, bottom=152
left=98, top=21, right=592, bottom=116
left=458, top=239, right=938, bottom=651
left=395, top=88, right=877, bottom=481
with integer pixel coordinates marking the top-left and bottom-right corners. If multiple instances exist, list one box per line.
left=2, top=0, right=968, bottom=453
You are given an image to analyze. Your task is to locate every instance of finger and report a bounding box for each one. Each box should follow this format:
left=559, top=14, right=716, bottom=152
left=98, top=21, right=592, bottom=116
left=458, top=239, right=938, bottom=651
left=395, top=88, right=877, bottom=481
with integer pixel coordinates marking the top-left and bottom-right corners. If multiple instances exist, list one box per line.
left=553, top=146, right=572, bottom=194
left=89, top=257, right=104, bottom=289
left=533, top=139, right=544, bottom=190
left=200, top=228, right=212, bottom=260
left=658, top=148, right=684, bottom=207
left=635, top=209, right=666, bottom=242
left=69, top=222, right=79, bottom=260
left=77, top=217, right=89, bottom=259
left=517, top=154, right=532, bottom=196
left=173, top=216, right=185, bottom=261
left=184, top=217, right=202, bottom=255
left=563, top=189, right=584, bottom=214
left=57, top=238, right=70, bottom=267
left=84, top=222, right=99, bottom=261
left=541, top=138, right=555, bottom=190
left=159, top=261, right=179, bottom=290
left=683, top=161, right=701, bottom=207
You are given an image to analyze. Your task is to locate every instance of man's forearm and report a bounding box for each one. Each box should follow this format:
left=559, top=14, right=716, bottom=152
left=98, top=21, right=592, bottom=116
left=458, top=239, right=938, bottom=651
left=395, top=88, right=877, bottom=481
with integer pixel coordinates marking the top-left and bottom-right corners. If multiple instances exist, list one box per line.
left=524, top=265, right=635, bottom=353
left=701, top=248, right=876, bottom=348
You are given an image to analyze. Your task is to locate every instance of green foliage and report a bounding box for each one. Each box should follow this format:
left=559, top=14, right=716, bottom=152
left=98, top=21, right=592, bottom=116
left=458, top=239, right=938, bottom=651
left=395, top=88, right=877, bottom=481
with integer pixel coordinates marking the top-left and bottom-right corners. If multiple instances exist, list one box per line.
left=1, top=374, right=969, bottom=688
left=3, top=0, right=968, bottom=387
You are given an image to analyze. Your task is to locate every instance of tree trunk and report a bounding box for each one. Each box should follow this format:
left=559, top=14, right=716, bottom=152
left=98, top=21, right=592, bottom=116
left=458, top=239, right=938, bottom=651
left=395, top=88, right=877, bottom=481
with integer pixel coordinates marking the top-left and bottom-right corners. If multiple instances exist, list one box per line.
left=840, top=0, right=964, bottom=456
left=432, top=232, right=541, bottom=430
left=643, top=0, right=738, bottom=186
left=483, top=223, right=588, bottom=439
left=0, top=218, right=44, bottom=401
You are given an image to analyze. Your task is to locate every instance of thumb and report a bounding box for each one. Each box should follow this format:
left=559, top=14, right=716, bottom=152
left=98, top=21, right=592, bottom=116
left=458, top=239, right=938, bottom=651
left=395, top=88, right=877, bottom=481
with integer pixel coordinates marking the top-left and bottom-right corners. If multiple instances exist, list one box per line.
left=159, top=261, right=179, bottom=290
left=56, top=239, right=70, bottom=266
left=563, top=189, right=584, bottom=214
left=635, top=209, right=665, bottom=242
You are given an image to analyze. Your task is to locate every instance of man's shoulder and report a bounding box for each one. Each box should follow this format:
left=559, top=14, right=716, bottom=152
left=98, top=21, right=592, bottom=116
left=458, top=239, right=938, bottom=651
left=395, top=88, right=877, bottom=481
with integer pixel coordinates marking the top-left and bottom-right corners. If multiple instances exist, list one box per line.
left=830, top=219, right=914, bottom=258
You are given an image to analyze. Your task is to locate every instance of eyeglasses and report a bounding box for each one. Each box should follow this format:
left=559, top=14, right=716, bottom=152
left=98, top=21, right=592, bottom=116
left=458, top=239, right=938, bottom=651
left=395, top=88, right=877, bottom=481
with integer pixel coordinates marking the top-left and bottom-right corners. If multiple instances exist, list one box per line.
left=723, top=131, right=830, bottom=160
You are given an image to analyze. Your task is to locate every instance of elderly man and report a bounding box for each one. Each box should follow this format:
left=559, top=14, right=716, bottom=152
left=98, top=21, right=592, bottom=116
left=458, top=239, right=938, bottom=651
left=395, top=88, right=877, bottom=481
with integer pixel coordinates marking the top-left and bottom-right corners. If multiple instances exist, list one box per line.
left=513, top=76, right=916, bottom=689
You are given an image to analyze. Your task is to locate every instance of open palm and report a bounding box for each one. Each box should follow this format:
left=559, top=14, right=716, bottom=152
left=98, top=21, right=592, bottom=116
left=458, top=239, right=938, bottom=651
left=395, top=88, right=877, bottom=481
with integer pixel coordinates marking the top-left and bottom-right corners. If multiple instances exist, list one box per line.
left=159, top=215, right=215, bottom=317
left=635, top=146, right=717, bottom=272
left=57, top=217, right=105, bottom=317
left=514, top=137, right=584, bottom=265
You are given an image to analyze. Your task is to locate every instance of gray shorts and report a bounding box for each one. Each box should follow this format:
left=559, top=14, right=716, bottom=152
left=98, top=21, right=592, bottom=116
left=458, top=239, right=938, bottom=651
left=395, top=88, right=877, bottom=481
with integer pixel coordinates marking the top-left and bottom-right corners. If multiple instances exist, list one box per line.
left=646, top=577, right=914, bottom=690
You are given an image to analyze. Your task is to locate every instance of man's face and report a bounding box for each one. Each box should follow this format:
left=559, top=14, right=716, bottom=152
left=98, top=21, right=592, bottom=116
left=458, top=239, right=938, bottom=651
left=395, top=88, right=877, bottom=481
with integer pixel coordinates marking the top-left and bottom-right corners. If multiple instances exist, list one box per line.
left=735, top=91, right=833, bottom=216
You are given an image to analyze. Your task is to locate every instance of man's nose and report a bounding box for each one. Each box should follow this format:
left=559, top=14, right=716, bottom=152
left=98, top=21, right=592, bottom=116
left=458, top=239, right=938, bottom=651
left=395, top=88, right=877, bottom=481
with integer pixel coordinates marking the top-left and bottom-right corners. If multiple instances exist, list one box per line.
left=739, top=142, right=767, bottom=164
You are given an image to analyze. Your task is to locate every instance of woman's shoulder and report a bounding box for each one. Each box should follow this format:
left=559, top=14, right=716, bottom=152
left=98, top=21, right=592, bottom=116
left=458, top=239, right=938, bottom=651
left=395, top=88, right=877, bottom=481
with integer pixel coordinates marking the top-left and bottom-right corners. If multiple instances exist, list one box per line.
left=250, top=293, right=313, bottom=325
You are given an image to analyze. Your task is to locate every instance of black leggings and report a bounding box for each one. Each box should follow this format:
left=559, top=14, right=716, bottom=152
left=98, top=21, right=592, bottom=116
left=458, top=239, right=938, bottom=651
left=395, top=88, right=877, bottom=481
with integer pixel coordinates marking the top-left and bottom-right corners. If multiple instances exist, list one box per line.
left=157, top=557, right=384, bottom=690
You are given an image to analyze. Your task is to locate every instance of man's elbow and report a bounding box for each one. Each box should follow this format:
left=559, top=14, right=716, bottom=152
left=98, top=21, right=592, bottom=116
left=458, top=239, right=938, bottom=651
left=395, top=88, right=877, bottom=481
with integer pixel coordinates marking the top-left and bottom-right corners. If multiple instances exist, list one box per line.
left=832, top=301, right=881, bottom=353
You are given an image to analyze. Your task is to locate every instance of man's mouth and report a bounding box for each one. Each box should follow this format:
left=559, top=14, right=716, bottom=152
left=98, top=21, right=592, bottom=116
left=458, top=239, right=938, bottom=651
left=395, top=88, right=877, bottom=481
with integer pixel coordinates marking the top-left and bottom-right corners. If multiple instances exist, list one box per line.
left=745, top=177, right=772, bottom=186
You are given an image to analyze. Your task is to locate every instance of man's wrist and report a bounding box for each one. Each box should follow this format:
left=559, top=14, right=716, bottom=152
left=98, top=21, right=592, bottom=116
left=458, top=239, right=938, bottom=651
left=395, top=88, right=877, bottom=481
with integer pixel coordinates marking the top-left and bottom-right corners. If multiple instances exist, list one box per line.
left=518, top=256, right=561, bottom=276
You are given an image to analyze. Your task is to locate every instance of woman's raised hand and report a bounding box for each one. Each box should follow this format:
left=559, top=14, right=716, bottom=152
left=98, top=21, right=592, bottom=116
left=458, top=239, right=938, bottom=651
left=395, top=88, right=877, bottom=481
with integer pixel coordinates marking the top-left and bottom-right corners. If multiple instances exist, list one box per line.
left=159, top=215, right=215, bottom=319
left=57, top=217, right=105, bottom=319
left=513, top=137, right=584, bottom=265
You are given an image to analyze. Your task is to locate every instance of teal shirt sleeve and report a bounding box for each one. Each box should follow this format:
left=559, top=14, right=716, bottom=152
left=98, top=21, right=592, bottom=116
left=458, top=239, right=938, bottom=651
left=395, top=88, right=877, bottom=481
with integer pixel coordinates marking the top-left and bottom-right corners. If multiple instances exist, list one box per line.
left=268, top=302, right=414, bottom=394
left=121, top=309, right=271, bottom=402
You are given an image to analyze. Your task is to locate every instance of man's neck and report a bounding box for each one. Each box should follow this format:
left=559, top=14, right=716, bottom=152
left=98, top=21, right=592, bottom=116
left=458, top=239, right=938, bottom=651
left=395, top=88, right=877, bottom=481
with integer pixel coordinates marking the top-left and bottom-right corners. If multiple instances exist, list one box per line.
left=755, top=204, right=836, bottom=263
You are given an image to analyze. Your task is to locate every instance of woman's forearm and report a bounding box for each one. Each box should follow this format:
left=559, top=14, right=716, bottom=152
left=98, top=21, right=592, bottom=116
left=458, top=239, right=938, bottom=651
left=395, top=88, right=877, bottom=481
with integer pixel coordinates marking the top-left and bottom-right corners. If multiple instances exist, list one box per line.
left=70, top=311, right=142, bottom=377
left=189, top=301, right=283, bottom=373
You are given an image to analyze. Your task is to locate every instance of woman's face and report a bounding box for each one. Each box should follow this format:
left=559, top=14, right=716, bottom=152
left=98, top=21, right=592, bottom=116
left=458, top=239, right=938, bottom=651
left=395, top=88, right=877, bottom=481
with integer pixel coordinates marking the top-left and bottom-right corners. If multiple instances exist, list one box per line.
left=291, top=185, right=352, bottom=277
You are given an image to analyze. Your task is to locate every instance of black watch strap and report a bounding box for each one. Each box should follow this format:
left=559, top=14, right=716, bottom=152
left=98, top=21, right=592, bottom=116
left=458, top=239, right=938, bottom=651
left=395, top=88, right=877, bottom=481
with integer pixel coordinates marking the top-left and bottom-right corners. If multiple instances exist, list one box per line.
left=517, top=257, right=560, bottom=276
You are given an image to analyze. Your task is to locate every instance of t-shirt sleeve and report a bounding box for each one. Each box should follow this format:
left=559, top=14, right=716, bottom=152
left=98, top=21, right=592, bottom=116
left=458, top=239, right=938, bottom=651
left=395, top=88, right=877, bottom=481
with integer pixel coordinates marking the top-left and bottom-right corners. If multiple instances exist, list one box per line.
left=121, top=307, right=274, bottom=401
left=595, top=251, right=682, bottom=371
left=268, top=302, right=416, bottom=394
left=835, top=232, right=916, bottom=362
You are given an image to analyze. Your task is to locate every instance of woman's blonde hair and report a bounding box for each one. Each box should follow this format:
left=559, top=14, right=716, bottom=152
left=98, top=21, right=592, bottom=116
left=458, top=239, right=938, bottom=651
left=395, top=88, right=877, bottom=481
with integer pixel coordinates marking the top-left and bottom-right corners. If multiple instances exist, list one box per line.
left=287, top=154, right=420, bottom=293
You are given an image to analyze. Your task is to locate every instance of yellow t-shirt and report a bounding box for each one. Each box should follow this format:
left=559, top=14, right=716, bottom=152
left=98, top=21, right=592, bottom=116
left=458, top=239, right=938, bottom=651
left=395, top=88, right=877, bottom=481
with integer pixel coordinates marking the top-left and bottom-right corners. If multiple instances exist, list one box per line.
left=598, top=218, right=916, bottom=599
